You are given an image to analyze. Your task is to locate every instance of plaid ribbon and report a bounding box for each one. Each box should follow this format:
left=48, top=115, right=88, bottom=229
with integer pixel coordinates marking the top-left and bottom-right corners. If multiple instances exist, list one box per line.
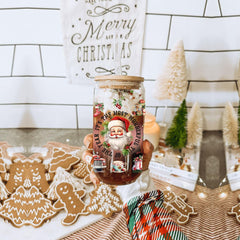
left=123, top=190, right=188, bottom=240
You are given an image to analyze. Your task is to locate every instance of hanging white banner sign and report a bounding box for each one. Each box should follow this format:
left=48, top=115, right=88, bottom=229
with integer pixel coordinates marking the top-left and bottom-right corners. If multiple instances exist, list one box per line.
left=61, top=0, right=147, bottom=84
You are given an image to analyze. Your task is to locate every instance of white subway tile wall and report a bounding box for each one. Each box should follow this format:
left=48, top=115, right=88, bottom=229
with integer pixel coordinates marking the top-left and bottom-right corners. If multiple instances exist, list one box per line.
left=204, top=0, right=221, bottom=17
left=147, top=0, right=206, bottom=16
left=219, top=0, right=240, bottom=16
left=143, top=15, right=171, bottom=49
left=0, top=10, right=62, bottom=44
left=185, top=52, right=240, bottom=81
left=156, top=107, right=178, bottom=124
left=77, top=105, right=93, bottom=129
left=12, top=45, right=43, bottom=76
left=168, top=17, right=213, bottom=51
left=27, top=78, right=93, bottom=105
left=186, top=82, right=239, bottom=107
left=0, top=46, right=14, bottom=76
left=0, top=0, right=60, bottom=9
left=201, top=108, right=224, bottom=131
left=7, top=104, right=77, bottom=128
left=0, top=104, right=78, bottom=128
left=0, top=1, right=239, bottom=130
left=40, top=46, right=66, bottom=77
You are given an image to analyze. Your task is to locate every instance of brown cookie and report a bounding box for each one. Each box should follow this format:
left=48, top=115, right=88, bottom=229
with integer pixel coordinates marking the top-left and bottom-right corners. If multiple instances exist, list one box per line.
left=228, top=200, right=240, bottom=223
left=5, top=157, right=49, bottom=194
left=0, top=142, right=10, bottom=173
left=47, top=147, right=81, bottom=173
left=54, top=182, right=89, bottom=226
left=87, top=183, right=123, bottom=218
left=47, top=167, right=84, bottom=200
left=0, top=176, right=8, bottom=200
left=163, top=190, right=197, bottom=225
left=46, top=141, right=82, bottom=152
left=73, top=161, right=92, bottom=184
left=0, top=185, right=57, bottom=227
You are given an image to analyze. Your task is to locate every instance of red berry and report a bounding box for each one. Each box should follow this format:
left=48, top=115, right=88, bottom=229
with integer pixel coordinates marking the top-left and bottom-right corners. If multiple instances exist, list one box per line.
left=116, top=104, right=121, bottom=109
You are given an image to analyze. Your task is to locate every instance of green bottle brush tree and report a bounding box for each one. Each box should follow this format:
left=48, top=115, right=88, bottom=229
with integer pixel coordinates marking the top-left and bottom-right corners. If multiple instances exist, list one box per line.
left=165, top=99, right=187, bottom=162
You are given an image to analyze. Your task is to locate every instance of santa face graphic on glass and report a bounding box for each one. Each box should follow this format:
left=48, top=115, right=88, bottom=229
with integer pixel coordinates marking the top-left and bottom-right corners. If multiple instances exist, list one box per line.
left=105, top=117, right=132, bottom=151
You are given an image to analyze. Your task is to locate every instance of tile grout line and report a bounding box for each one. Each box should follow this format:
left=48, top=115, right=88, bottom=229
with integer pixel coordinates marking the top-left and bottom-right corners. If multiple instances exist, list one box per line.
left=0, top=44, right=63, bottom=47
left=146, top=12, right=240, bottom=18
left=235, top=80, right=240, bottom=99
left=154, top=107, right=158, bottom=117
left=143, top=48, right=240, bottom=53
left=10, top=45, right=16, bottom=76
left=0, top=103, right=93, bottom=106
left=145, top=79, right=238, bottom=82
left=2, top=43, right=240, bottom=54
left=187, top=81, right=191, bottom=91
left=218, top=0, right=223, bottom=17
left=0, top=75, right=66, bottom=78
left=0, top=7, right=60, bottom=11
left=189, top=80, right=237, bottom=83
left=203, top=0, right=208, bottom=17
left=39, top=45, right=45, bottom=77
left=0, top=76, right=235, bottom=82
left=166, top=15, right=172, bottom=50
left=0, top=103, right=233, bottom=109
left=75, top=105, right=79, bottom=129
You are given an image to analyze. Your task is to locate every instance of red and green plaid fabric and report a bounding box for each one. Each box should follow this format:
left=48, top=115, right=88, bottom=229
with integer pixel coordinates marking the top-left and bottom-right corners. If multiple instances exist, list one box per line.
left=123, top=190, right=188, bottom=240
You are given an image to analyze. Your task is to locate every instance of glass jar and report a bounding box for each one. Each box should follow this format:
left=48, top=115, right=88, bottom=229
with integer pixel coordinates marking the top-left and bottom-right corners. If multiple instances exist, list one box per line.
left=144, top=112, right=160, bottom=150
left=93, top=75, right=145, bottom=185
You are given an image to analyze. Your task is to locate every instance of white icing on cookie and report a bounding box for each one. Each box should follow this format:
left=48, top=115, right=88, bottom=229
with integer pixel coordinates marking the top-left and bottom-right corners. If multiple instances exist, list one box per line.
left=47, top=167, right=84, bottom=200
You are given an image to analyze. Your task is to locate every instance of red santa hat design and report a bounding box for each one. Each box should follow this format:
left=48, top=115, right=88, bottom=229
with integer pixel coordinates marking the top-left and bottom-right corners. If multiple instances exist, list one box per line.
left=108, top=116, right=130, bottom=132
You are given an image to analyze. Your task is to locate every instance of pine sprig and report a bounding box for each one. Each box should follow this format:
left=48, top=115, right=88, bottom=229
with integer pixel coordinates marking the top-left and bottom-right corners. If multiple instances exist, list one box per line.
left=122, top=149, right=129, bottom=156
left=100, top=121, right=109, bottom=136
left=128, top=125, right=134, bottom=131
left=165, top=99, right=187, bottom=150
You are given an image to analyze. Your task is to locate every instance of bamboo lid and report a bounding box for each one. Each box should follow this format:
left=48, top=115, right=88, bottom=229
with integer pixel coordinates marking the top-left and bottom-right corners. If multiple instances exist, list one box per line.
left=95, top=75, right=144, bottom=82
left=95, top=75, right=144, bottom=89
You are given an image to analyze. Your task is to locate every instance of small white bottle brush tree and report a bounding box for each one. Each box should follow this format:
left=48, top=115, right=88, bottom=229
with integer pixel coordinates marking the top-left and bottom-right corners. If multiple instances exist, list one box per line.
left=187, top=102, right=203, bottom=148
left=153, top=40, right=188, bottom=138
left=223, top=102, right=238, bottom=148
left=154, top=40, right=188, bottom=102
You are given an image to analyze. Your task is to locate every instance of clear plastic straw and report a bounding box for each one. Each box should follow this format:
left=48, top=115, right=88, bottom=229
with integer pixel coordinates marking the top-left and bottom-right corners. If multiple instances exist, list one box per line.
left=162, top=105, right=168, bottom=123
left=114, top=36, right=122, bottom=75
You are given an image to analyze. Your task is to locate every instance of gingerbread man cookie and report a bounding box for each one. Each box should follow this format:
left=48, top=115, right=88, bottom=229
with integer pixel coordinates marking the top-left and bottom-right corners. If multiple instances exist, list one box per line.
left=54, top=182, right=89, bottom=225
left=47, top=167, right=84, bottom=200
left=163, top=190, right=197, bottom=225
left=73, top=161, right=92, bottom=184
left=228, top=196, right=240, bottom=223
